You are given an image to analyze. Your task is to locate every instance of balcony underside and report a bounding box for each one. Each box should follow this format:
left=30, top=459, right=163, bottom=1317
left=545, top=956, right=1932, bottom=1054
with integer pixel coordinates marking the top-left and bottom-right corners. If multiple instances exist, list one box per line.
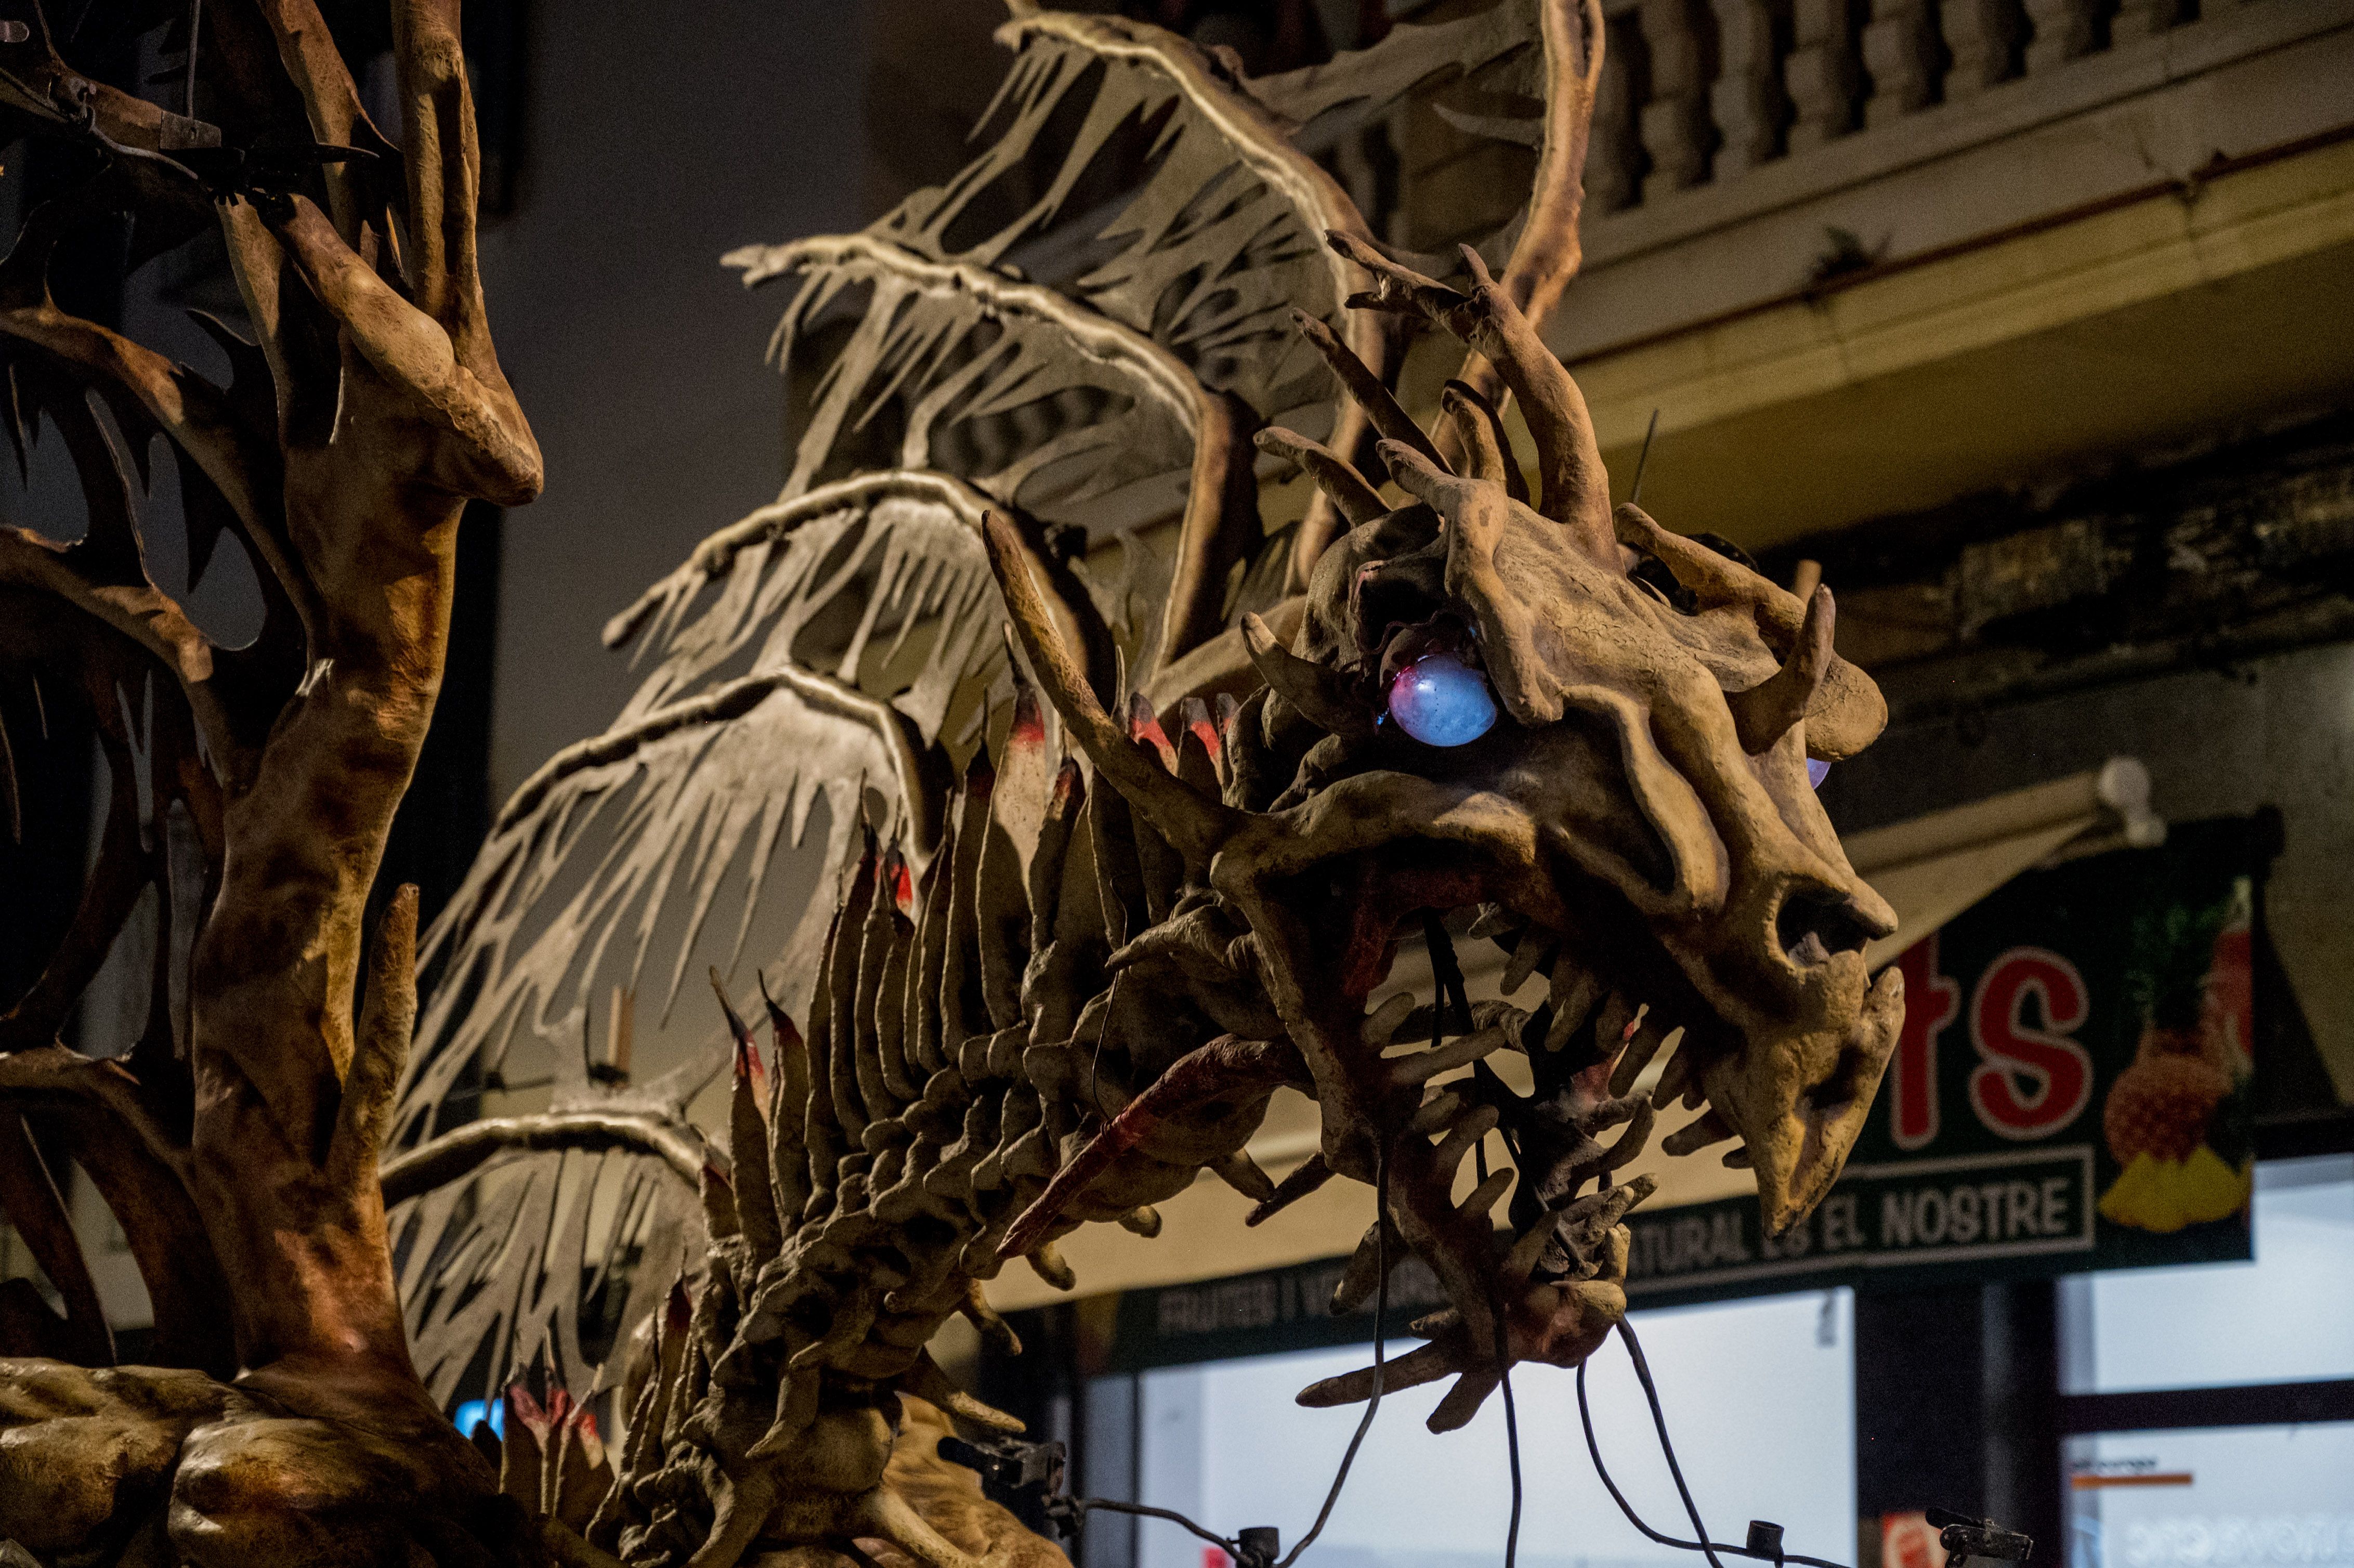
left=1568, top=132, right=2354, bottom=553
left=1379, top=2, right=2354, bottom=556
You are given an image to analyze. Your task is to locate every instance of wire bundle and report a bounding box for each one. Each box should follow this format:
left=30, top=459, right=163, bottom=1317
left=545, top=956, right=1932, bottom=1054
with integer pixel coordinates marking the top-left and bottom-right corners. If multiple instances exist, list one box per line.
left=1081, top=1239, right=1857, bottom=1568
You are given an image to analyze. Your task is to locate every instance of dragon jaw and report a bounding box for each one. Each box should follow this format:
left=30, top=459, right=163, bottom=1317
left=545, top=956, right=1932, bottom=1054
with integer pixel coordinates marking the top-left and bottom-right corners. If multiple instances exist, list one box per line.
left=988, top=243, right=1911, bottom=1423
left=1249, top=468, right=1909, bottom=1240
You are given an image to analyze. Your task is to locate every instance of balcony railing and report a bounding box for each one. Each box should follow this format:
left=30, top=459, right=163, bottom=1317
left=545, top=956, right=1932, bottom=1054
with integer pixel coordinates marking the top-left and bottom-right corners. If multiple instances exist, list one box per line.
left=1588, top=0, right=2322, bottom=220
left=1512, top=0, right=2354, bottom=364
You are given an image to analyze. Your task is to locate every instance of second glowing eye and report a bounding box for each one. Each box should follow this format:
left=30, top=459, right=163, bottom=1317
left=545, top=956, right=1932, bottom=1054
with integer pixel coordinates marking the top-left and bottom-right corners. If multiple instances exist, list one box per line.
left=1387, top=652, right=1499, bottom=747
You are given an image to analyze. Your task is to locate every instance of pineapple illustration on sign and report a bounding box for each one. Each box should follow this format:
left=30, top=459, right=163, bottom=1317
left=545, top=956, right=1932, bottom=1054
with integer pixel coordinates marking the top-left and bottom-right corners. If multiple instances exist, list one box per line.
left=2097, top=880, right=2256, bottom=1233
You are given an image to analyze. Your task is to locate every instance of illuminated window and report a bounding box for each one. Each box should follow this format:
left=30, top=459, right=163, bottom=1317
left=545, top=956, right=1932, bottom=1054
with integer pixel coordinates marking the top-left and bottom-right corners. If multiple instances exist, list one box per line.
left=2060, top=1156, right=2354, bottom=1394
left=1099, top=1290, right=1855, bottom=1568
left=2057, top=1155, right=2354, bottom=1565
left=2064, top=1424, right=2354, bottom=1568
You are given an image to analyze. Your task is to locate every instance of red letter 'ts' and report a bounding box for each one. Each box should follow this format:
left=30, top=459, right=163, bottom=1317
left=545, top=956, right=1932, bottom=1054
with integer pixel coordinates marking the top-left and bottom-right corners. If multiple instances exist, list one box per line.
left=1889, top=934, right=1961, bottom=1151
left=1968, top=946, right=2093, bottom=1140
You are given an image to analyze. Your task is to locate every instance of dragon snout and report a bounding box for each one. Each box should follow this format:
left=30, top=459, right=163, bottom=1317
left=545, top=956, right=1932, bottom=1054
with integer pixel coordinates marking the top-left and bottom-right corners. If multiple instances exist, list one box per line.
left=1772, top=879, right=1894, bottom=972
left=1704, top=962, right=1907, bottom=1235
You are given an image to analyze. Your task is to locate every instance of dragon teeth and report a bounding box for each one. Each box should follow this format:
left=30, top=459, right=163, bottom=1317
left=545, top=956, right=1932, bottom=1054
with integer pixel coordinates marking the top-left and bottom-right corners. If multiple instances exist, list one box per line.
left=1466, top=902, right=1521, bottom=942
left=1594, top=992, right=1636, bottom=1056
left=1608, top=1007, right=1670, bottom=1098
left=1500, top=931, right=1558, bottom=997
left=1544, top=958, right=1602, bottom=1052
left=1662, top=1107, right=1736, bottom=1156
left=1363, top=991, right=1418, bottom=1049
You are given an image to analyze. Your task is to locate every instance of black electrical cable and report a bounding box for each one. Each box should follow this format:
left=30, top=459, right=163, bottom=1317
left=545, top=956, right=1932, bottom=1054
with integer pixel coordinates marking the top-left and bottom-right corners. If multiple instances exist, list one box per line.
left=1578, top=1344, right=1731, bottom=1568
left=1075, top=1139, right=1393, bottom=1568
left=1081, top=1499, right=1245, bottom=1557
left=1629, top=409, right=1660, bottom=508
left=1425, top=939, right=1525, bottom=1568
left=1616, top=1318, right=1728, bottom=1568
left=1497, top=1306, right=1523, bottom=1568
left=1274, top=1137, right=1390, bottom=1568
left=1437, top=948, right=1520, bottom=1568
left=1576, top=1319, right=1853, bottom=1568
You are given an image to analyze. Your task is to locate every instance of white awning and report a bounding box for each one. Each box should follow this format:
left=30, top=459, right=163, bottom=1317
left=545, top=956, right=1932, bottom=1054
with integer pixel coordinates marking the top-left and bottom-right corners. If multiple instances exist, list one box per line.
left=1846, top=757, right=2162, bottom=971
left=983, top=760, right=2165, bottom=1311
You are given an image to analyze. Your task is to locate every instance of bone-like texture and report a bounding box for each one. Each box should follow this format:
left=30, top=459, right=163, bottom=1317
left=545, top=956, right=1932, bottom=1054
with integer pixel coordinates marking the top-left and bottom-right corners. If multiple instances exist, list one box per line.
left=1234, top=239, right=1903, bottom=1246
left=576, top=726, right=1302, bottom=1566
left=579, top=253, right=1907, bottom=1533
left=403, top=1, right=1901, bottom=1557
left=0, top=0, right=547, bottom=1559
left=969, top=242, right=1906, bottom=1442
left=722, top=0, right=1594, bottom=670
left=378, top=0, right=1618, bottom=1446
left=0, top=2, right=1908, bottom=1564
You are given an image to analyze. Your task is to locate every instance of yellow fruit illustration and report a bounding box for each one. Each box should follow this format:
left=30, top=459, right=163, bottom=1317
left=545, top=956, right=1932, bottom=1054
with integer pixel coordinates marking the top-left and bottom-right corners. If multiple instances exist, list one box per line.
left=2099, top=881, right=2257, bottom=1234
left=2098, top=1147, right=2253, bottom=1233
left=2102, top=1044, right=2228, bottom=1165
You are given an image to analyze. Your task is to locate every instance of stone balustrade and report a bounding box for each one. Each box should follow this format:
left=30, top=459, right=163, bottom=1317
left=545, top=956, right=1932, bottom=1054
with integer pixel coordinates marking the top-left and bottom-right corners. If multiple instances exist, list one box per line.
left=1585, top=0, right=2303, bottom=219
left=1525, top=0, right=2354, bottom=363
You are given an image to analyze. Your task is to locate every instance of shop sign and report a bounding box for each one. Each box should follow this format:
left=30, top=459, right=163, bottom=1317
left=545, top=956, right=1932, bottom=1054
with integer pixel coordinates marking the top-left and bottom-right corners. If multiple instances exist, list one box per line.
left=1056, top=820, right=2265, bottom=1371
left=1623, top=816, right=2260, bottom=1308
left=1076, top=1251, right=1458, bottom=1375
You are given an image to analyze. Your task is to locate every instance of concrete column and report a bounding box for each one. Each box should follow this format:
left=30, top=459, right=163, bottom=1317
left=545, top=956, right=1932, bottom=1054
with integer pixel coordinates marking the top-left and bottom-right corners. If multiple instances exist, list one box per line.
left=1710, top=0, right=1788, bottom=172
left=1787, top=0, right=1864, bottom=151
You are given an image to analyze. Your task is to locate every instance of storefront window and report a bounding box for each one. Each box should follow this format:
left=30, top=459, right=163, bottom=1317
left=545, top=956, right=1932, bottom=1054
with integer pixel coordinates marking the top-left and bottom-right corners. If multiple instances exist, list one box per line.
left=2064, top=1424, right=2354, bottom=1568
left=1119, top=1290, right=1855, bottom=1568
left=2059, top=1156, right=2354, bottom=1394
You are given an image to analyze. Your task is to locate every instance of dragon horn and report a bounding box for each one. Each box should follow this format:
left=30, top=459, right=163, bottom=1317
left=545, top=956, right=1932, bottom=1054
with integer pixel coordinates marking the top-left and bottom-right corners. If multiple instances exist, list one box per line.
left=980, top=509, right=1242, bottom=862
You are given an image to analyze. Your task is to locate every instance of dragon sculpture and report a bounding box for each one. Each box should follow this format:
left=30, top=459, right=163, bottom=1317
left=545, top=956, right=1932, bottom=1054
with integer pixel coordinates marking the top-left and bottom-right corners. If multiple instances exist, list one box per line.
left=0, top=3, right=1904, bottom=1566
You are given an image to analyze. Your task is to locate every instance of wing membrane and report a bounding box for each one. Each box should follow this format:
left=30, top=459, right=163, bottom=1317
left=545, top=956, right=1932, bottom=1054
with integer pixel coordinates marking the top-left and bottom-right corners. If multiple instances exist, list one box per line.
left=402, top=664, right=949, bottom=1138
left=387, top=0, right=1603, bottom=1415
left=718, top=243, right=1219, bottom=524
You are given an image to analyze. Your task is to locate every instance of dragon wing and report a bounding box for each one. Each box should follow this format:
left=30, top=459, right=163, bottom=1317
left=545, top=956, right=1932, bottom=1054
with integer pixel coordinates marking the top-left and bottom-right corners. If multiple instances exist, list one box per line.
left=389, top=473, right=1036, bottom=1408
left=727, top=0, right=1592, bottom=670
left=387, top=0, right=1601, bottom=1416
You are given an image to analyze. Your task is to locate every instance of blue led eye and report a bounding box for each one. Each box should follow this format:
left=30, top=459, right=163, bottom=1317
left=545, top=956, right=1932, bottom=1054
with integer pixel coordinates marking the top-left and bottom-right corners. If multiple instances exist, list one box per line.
left=1387, top=651, right=1498, bottom=747
left=453, top=1397, right=505, bottom=1440
left=1807, top=757, right=1831, bottom=790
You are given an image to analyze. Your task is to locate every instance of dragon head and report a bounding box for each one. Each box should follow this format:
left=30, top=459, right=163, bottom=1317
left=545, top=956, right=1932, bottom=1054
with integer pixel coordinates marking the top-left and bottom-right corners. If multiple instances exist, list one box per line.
left=1266, top=425, right=1903, bottom=1238
left=1250, top=241, right=1903, bottom=1247
left=998, top=239, right=1903, bottom=1291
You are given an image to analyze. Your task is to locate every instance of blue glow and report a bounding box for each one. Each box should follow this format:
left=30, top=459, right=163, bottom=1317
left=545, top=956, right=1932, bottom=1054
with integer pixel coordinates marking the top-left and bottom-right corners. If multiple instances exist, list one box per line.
left=454, top=1397, right=506, bottom=1441
left=1387, top=651, right=1498, bottom=747
left=1807, top=757, right=1831, bottom=790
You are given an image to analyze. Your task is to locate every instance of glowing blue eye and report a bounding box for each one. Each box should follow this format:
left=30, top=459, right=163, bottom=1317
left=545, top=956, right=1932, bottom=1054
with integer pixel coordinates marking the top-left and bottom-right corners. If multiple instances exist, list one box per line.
left=453, top=1397, right=505, bottom=1440
left=1387, top=651, right=1498, bottom=747
left=1807, top=758, right=1831, bottom=790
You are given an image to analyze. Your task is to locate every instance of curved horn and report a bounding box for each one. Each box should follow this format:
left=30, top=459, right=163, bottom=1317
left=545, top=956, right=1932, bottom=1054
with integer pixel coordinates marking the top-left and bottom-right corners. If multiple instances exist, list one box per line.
left=1612, top=502, right=1783, bottom=620
left=1330, top=233, right=1612, bottom=555
left=980, top=511, right=1241, bottom=861
left=1290, top=307, right=1447, bottom=473
left=1724, top=585, right=1833, bottom=754
left=1240, top=613, right=1375, bottom=738
left=1615, top=502, right=1887, bottom=759
left=1803, top=659, right=1888, bottom=761
left=1256, top=426, right=1386, bottom=526
left=1440, top=380, right=1527, bottom=503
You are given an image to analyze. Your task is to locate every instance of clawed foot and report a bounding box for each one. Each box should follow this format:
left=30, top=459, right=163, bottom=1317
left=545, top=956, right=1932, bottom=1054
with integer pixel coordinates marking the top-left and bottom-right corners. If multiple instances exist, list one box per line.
left=1295, top=1204, right=1641, bottom=1433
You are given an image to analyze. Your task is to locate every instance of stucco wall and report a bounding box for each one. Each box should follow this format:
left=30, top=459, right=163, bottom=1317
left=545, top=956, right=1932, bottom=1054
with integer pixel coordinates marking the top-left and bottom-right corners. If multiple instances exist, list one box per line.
left=477, top=2, right=870, bottom=803
left=1824, top=643, right=2354, bottom=1106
